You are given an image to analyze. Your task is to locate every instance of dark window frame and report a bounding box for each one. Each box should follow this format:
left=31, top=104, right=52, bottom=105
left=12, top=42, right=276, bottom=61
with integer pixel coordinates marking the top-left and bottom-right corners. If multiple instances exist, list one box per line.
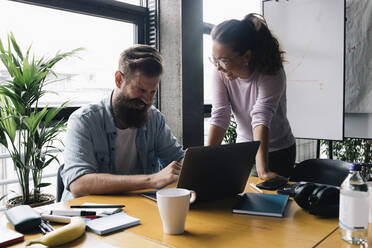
left=8, top=0, right=149, bottom=121
left=203, top=22, right=214, bottom=118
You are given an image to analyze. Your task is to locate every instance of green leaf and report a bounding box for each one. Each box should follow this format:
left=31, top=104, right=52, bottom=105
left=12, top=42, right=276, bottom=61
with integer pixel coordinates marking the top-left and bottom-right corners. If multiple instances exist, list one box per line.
left=36, top=183, right=51, bottom=188
left=0, top=128, right=8, bottom=148
left=22, top=57, right=32, bottom=85
left=23, top=107, right=48, bottom=135
left=0, top=96, right=17, bottom=142
left=44, top=102, right=68, bottom=127
left=0, top=194, right=7, bottom=201
left=0, top=38, right=5, bottom=53
left=9, top=32, right=23, bottom=60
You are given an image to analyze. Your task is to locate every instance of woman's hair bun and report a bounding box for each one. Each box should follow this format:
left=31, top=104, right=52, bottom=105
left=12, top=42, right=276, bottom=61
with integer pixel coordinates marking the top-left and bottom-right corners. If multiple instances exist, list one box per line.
left=243, top=13, right=267, bottom=31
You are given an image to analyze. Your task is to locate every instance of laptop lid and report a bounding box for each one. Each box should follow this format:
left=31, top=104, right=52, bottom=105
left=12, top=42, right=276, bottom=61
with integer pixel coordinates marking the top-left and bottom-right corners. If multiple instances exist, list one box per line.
left=177, top=141, right=260, bottom=202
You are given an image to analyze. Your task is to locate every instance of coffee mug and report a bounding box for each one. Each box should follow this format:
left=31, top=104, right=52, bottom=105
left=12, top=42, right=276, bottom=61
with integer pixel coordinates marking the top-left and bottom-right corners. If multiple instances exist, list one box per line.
left=156, top=188, right=196, bottom=235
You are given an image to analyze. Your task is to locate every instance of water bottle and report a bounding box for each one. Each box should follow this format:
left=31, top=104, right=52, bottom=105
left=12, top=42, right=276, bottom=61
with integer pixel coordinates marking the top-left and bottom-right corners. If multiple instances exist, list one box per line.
left=339, top=163, right=369, bottom=244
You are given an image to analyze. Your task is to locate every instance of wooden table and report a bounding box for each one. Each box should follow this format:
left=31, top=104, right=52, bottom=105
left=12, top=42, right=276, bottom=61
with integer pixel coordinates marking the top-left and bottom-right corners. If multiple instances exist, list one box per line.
left=1, top=177, right=343, bottom=248
left=316, top=225, right=372, bottom=247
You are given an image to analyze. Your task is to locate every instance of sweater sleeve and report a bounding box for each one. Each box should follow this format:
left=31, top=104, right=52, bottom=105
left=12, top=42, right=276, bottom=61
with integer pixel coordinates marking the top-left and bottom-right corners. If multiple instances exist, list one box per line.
left=210, top=70, right=232, bottom=130
left=250, top=69, right=286, bottom=129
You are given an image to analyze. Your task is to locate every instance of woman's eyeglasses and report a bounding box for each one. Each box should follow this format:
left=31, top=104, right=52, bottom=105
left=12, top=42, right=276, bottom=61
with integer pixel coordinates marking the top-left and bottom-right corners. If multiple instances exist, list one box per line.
left=208, top=54, right=241, bottom=70
left=208, top=56, right=227, bottom=70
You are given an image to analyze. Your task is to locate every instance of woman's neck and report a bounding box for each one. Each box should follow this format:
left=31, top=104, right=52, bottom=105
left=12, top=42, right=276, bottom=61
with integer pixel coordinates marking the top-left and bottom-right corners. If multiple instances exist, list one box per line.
left=239, top=66, right=253, bottom=79
left=238, top=67, right=252, bottom=79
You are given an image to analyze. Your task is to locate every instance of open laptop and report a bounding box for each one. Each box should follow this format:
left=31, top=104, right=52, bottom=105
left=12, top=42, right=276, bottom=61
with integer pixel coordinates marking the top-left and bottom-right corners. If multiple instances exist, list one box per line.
left=141, top=141, right=260, bottom=202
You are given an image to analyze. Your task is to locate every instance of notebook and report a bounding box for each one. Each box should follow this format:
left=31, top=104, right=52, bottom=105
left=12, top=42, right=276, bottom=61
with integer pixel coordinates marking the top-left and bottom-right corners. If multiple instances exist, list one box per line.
left=0, top=228, right=24, bottom=247
left=232, top=193, right=289, bottom=217
left=86, top=212, right=140, bottom=235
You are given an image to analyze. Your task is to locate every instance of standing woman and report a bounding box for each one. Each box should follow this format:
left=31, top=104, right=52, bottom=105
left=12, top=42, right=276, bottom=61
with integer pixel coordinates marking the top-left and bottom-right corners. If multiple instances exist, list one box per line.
left=208, top=13, right=296, bottom=181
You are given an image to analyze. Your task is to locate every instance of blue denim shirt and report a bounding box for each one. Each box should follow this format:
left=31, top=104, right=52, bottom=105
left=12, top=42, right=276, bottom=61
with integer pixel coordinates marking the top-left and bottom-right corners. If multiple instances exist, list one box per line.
left=61, top=94, right=185, bottom=200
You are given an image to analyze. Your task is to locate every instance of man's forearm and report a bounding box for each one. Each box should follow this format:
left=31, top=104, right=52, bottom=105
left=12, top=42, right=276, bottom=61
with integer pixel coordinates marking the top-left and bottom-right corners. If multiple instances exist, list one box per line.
left=70, top=173, right=154, bottom=197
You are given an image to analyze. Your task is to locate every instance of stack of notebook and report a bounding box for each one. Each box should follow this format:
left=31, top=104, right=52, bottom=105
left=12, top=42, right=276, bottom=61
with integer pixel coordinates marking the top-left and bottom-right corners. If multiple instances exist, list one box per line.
left=86, top=212, right=140, bottom=235
left=232, top=193, right=289, bottom=218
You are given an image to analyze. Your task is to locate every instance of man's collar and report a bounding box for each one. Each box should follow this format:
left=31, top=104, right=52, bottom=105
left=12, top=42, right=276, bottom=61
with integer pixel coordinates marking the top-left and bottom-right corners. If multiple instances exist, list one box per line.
left=103, top=91, right=116, bottom=134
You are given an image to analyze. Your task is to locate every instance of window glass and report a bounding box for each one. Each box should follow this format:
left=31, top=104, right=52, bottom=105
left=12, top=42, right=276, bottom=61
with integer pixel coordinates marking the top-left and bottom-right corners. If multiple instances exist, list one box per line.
left=203, top=0, right=261, bottom=25
left=203, top=0, right=261, bottom=144
left=115, top=0, right=142, bottom=6
left=0, top=1, right=134, bottom=107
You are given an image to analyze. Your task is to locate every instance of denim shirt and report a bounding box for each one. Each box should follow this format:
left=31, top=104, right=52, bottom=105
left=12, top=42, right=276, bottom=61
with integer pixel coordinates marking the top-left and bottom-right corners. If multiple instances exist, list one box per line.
left=61, top=94, right=185, bottom=200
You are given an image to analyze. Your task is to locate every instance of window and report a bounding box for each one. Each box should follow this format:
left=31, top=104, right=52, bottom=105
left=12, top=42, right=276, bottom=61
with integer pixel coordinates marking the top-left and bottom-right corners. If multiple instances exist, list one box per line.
left=0, top=0, right=147, bottom=107
left=0, top=0, right=148, bottom=209
left=202, top=0, right=261, bottom=144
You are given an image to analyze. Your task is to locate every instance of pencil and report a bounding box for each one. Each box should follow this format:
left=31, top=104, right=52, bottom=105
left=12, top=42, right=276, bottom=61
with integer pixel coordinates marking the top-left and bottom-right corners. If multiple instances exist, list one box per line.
left=70, top=205, right=125, bottom=208
left=249, top=183, right=263, bottom=193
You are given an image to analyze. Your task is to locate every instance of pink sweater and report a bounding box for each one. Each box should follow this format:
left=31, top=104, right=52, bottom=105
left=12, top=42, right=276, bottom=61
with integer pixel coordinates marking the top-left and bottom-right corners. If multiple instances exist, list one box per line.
left=210, top=68, right=295, bottom=152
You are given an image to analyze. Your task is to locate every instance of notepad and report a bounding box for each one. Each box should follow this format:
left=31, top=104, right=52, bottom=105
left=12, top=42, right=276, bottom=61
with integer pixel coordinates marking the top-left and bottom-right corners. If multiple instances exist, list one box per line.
left=86, top=212, right=140, bottom=235
left=232, top=193, right=289, bottom=217
left=0, top=228, right=24, bottom=247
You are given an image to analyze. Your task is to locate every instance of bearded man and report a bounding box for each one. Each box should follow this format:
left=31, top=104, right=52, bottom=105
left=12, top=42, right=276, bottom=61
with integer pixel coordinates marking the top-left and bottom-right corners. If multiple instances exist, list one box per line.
left=61, top=45, right=185, bottom=200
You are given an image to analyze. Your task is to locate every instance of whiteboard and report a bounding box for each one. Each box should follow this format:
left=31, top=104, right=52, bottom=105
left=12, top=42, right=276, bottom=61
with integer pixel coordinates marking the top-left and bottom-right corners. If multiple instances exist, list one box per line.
left=344, top=0, right=372, bottom=138
left=263, top=0, right=345, bottom=140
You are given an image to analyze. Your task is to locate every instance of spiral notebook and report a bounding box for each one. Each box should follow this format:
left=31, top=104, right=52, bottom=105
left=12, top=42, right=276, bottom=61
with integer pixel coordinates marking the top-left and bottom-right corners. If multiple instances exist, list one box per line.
left=86, top=212, right=140, bottom=235
left=232, top=193, right=289, bottom=218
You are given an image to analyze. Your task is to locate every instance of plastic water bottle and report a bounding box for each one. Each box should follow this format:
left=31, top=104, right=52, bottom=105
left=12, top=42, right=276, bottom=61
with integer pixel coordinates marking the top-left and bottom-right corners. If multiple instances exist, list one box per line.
left=339, top=163, right=369, bottom=244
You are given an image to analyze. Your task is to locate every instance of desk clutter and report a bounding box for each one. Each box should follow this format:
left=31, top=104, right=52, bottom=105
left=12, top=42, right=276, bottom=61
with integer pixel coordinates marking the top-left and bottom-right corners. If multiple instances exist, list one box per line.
left=4, top=202, right=139, bottom=246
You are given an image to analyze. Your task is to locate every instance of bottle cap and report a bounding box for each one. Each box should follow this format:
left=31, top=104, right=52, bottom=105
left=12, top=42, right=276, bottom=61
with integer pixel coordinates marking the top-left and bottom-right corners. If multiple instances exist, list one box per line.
left=350, top=163, right=362, bottom=171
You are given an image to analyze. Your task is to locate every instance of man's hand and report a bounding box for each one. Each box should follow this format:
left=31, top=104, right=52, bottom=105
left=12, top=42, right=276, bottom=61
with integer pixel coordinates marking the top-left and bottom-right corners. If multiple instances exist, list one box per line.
left=150, top=161, right=182, bottom=189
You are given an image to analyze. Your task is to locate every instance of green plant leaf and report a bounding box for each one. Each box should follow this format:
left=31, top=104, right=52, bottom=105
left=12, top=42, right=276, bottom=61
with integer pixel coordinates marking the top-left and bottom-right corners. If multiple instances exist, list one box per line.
left=0, top=38, right=5, bottom=53
left=0, top=194, right=7, bottom=201
left=9, top=33, right=23, bottom=60
left=36, top=183, right=51, bottom=188
left=0, top=96, right=17, bottom=142
left=0, top=33, right=83, bottom=204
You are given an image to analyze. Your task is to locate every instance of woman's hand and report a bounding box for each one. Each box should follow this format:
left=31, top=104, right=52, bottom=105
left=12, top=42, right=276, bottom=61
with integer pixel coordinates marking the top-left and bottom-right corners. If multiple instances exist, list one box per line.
left=258, top=170, right=287, bottom=181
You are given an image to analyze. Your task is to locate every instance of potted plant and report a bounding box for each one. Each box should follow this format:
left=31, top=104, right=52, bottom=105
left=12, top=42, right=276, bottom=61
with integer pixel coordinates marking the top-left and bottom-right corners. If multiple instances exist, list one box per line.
left=223, top=115, right=237, bottom=144
left=0, top=33, right=81, bottom=207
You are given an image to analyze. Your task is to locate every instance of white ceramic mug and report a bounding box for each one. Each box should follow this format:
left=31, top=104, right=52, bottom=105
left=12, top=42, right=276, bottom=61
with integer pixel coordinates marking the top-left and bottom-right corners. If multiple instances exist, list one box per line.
left=156, top=188, right=196, bottom=235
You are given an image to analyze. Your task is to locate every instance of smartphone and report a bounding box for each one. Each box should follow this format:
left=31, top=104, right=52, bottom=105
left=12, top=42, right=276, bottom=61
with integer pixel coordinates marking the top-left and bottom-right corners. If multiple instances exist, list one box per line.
left=256, top=178, right=288, bottom=190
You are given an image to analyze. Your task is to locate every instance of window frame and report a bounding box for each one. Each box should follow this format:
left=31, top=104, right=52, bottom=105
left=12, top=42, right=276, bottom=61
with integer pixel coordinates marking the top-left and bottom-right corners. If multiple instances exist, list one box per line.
left=203, top=22, right=214, bottom=118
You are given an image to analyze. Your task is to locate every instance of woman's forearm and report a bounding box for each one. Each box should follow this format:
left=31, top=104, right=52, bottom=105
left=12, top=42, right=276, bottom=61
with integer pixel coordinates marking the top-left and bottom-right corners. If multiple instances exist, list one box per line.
left=208, top=124, right=226, bottom=146
left=253, top=124, right=270, bottom=177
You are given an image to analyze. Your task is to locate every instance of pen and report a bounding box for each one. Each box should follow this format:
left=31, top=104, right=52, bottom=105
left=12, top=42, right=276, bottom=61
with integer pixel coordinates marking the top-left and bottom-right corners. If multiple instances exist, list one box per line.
left=70, top=205, right=125, bottom=208
left=48, top=209, right=96, bottom=216
left=41, top=221, right=54, bottom=232
left=249, top=183, right=263, bottom=193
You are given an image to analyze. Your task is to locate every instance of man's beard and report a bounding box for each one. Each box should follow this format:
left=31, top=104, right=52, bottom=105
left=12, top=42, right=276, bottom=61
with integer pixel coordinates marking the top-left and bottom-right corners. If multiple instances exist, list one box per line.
left=113, top=96, right=150, bottom=128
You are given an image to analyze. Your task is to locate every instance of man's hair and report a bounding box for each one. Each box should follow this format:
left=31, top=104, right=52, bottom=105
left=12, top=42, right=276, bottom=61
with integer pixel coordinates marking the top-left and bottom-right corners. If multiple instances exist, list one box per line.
left=118, top=45, right=163, bottom=80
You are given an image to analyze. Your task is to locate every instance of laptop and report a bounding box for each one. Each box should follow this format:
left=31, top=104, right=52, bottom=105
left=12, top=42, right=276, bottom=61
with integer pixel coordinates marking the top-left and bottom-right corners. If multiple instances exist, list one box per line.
left=141, top=141, right=260, bottom=202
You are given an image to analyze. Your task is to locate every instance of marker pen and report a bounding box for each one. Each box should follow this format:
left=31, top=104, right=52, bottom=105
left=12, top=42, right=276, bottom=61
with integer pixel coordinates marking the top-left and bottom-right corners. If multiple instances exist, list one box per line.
left=48, top=209, right=96, bottom=216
